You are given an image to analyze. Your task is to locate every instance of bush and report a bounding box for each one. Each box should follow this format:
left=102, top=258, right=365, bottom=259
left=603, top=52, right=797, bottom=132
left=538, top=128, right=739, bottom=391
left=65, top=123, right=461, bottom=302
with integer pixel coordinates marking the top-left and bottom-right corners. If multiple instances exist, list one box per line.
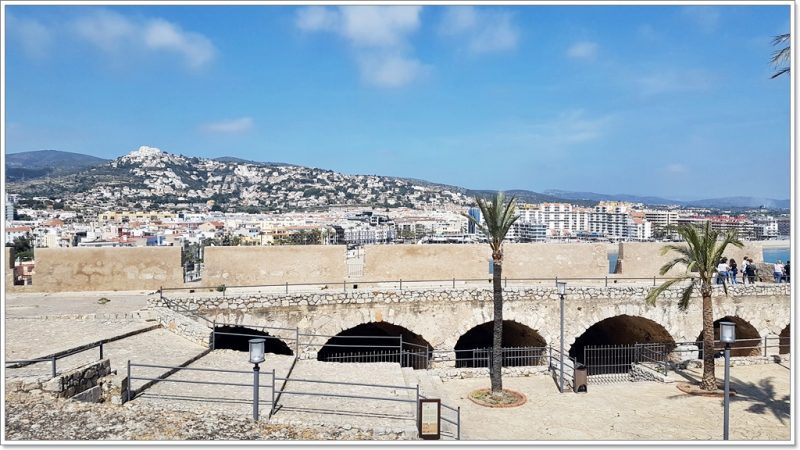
left=216, top=284, right=227, bottom=293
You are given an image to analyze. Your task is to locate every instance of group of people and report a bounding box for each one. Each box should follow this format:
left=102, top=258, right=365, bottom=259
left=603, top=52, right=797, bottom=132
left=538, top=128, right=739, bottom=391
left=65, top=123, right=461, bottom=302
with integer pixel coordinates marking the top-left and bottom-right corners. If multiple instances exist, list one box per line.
left=714, top=257, right=791, bottom=284
left=773, top=260, right=791, bottom=283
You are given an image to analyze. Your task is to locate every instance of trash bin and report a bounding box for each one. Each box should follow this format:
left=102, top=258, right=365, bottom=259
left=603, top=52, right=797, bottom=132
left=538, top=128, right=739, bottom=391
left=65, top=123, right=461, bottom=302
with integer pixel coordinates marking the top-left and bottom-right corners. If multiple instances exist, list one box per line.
left=574, top=364, right=588, bottom=393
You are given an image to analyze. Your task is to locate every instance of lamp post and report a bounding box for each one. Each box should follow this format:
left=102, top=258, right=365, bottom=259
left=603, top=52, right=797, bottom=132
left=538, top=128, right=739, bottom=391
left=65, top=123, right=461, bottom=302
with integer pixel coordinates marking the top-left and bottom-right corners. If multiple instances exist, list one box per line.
left=556, top=281, right=567, bottom=393
left=719, top=321, right=736, bottom=441
left=249, top=338, right=266, bottom=421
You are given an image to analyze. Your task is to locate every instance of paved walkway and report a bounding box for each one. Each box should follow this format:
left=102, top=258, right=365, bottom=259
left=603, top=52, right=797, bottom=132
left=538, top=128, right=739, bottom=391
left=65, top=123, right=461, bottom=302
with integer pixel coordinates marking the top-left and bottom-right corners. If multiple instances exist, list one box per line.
left=6, top=292, right=149, bottom=318
left=436, top=363, right=790, bottom=441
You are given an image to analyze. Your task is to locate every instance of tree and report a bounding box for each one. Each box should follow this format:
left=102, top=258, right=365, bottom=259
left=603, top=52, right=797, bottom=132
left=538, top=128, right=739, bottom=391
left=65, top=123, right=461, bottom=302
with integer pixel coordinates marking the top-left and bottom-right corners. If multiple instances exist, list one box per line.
left=770, top=33, right=790, bottom=79
left=463, top=192, right=519, bottom=397
left=644, top=222, right=742, bottom=391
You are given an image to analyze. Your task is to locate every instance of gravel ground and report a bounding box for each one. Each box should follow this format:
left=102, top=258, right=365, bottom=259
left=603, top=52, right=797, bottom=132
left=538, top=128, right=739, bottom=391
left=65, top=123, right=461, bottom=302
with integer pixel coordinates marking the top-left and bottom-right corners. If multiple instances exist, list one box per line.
left=4, top=391, right=400, bottom=441
left=439, top=363, right=790, bottom=441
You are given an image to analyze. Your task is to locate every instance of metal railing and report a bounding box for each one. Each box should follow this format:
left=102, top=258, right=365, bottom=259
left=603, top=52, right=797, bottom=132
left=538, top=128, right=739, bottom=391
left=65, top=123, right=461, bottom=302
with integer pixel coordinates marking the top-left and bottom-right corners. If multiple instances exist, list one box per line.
left=583, top=344, right=652, bottom=383
left=675, top=336, right=785, bottom=358
left=127, top=362, right=276, bottom=420
left=154, top=274, right=784, bottom=296
left=455, top=346, right=548, bottom=369
left=547, top=347, right=576, bottom=393
left=5, top=341, right=107, bottom=378
left=636, top=343, right=669, bottom=376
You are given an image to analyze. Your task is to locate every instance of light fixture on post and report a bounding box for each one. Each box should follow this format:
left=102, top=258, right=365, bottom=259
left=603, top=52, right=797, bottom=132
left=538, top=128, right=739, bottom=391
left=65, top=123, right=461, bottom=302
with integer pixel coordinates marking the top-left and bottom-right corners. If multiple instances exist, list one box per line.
left=556, top=281, right=567, bottom=393
left=249, top=338, right=266, bottom=421
left=718, top=321, right=736, bottom=441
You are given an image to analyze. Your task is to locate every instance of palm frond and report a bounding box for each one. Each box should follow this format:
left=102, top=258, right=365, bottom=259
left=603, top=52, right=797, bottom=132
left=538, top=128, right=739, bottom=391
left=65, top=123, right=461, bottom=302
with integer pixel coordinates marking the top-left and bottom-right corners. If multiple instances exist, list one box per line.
left=644, top=276, right=692, bottom=307
left=659, top=256, right=692, bottom=276
left=677, top=280, right=695, bottom=311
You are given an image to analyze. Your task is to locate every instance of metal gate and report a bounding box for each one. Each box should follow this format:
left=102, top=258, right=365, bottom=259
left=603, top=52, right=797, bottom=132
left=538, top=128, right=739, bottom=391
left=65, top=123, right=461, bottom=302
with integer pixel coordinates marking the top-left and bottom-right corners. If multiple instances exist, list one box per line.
left=583, top=343, right=669, bottom=384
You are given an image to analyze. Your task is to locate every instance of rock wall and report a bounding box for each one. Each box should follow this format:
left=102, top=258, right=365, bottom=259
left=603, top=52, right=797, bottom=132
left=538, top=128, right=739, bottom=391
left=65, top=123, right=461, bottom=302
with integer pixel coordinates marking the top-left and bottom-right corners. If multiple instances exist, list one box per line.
left=151, top=306, right=212, bottom=347
left=202, top=246, right=346, bottom=287
left=362, top=244, right=488, bottom=281
left=4, top=359, right=114, bottom=399
left=616, top=241, right=764, bottom=277
left=503, top=243, right=608, bottom=278
left=33, top=247, right=182, bottom=292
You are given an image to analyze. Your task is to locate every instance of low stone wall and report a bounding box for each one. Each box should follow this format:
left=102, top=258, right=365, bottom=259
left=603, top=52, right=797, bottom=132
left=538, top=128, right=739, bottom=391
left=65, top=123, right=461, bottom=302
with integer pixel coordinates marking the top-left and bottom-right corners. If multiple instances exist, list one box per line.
left=430, top=365, right=549, bottom=380
left=630, top=363, right=669, bottom=383
left=616, top=241, right=764, bottom=278
left=151, top=284, right=790, bottom=312
left=151, top=306, right=212, bottom=347
left=7, top=359, right=113, bottom=399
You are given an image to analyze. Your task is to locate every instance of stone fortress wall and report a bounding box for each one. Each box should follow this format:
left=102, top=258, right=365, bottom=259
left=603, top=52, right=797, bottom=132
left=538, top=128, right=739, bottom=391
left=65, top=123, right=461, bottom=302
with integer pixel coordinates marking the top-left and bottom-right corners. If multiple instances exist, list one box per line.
left=5, top=241, right=777, bottom=293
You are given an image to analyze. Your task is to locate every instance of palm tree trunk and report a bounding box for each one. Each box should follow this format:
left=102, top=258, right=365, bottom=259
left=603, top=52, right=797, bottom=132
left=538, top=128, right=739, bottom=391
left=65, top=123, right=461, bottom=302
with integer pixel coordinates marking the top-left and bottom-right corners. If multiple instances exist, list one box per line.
left=491, top=258, right=503, bottom=396
left=700, top=290, right=717, bottom=390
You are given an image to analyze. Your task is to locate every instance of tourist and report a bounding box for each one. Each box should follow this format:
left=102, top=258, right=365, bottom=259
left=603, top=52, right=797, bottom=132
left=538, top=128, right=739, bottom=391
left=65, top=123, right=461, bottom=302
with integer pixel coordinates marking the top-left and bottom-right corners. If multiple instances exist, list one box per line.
left=773, top=260, right=785, bottom=283
left=746, top=258, right=757, bottom=284
left=784, top=260, right=790, bottom=283
left=716, top=258, right=729, bottom=285
left=741, top=257, right=749, bottom=284
left=728, top=259, right=738, bottom=285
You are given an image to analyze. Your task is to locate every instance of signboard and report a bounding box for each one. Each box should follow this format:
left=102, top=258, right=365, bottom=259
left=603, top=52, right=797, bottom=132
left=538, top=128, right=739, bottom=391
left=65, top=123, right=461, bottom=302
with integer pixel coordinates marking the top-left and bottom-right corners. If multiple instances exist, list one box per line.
left=418, top=398, right=441, bottom=440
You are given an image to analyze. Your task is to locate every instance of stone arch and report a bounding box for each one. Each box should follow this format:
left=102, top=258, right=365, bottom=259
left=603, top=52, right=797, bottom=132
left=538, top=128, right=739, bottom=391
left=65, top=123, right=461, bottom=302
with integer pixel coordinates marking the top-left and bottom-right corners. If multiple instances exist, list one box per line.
left=779, top=324, right=790, bottom=354
left=695, top=316, right=761, bottom=357
left=454, top=320, right=547, bottom=368
left=569, top=314, right=676, bottom=363
left=316, top=321, right=433, bottom=369
left=213, top=325, right=293, bottom=356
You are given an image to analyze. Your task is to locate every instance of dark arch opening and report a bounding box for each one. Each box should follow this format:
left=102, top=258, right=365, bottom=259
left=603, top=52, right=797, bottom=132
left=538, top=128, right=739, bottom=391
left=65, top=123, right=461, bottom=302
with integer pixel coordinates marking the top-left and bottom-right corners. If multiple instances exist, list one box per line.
left=213, top=326, right=293, bottom=356
left=454, top=321, right=547, bottom=368
left=695, top=317, right=760, bottom=358
left=317, top=322, right=433, bottom=369
left=569, top=315, right=675, bottom=365
left=779, top=324, right=790, bottom=354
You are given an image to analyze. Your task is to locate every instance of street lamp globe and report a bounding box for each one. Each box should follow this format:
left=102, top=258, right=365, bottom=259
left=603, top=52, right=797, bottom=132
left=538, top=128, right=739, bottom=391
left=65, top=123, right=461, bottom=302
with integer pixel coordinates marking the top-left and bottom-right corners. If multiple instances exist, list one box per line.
left=556, top=281, right=567, bottom=296
left=249, top=338, right=266, bottom=364
left=719, top=322, right=736, bottom=344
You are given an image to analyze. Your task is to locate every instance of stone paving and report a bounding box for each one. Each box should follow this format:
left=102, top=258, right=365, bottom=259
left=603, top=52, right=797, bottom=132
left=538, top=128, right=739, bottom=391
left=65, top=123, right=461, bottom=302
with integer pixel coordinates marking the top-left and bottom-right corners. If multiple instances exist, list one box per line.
left=6, top=328, right=207, bottom=379
left=437, top=363, right=791, bottom=441
left=6, top=292, right=149, bottom=318
left=5, top=318, right=156, bottom=360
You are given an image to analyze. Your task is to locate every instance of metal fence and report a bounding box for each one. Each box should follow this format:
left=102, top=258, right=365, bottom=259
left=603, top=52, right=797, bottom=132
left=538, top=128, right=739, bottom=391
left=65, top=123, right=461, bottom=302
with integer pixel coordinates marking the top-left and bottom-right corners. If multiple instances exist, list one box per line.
left=547, top=347, right=576, bottom=393
left=455, top=346, right=548, bottom=368
left=583, top=343, right=669, bottom=384
left=5, top=341, right=107, bottom=378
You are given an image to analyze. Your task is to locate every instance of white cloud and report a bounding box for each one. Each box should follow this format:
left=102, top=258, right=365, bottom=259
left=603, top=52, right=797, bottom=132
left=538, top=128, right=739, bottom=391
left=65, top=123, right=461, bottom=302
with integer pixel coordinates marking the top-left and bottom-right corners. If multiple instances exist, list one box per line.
left=636, top=69, right=713, bottom=97
left=440, top=6, right=519, bottom=54
left=295, top=6, right=426, bottom=88
left=566, top=41, right=599, bottom=60
left=203, top=117, right=254, bottom=133
left=8, top=15, right=53, bottom=59
left=357, top=54, right=428, bottom=88
left=71, top=9, right=215, bottom=69
left=681, top=6, right=721, bottom=33
left=664, top=163, right=689, bottom=175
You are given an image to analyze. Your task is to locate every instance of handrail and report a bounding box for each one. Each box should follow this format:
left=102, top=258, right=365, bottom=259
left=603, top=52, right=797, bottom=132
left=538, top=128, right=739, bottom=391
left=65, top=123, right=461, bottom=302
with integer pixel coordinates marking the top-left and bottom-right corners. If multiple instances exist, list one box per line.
left=156, top=276, right=788, bottom=295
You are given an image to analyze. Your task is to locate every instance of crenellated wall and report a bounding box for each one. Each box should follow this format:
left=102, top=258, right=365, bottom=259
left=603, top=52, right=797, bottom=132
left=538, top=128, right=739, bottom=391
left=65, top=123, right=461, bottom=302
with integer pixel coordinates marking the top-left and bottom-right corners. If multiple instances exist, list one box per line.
left=202, top=245, right=346, bottom=287
left=33, top=247, right=183, bottom=292
left=615, top=241, right=765, bottom=277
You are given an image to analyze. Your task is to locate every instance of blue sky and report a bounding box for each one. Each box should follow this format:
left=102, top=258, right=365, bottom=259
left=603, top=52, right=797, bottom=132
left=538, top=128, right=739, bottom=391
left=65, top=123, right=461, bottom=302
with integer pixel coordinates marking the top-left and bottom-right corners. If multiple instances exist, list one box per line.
left=4, top=5, right=791, bottom=200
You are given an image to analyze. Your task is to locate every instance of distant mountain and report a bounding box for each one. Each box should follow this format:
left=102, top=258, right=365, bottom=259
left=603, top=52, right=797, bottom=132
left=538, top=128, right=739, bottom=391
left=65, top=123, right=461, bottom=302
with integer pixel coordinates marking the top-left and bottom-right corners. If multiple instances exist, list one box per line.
left=544, top=189, right=678, bottom=206
left=544, top=189, right=789, bottom=209
left=7, top=146, right=472, bottom=211
left=469, top=189, right=596, bottom=207
left=685, top=197, right=790, bottom=209
left=6, top=150, right=109, bottom=182
left=212, top=156, right=296, bottom=167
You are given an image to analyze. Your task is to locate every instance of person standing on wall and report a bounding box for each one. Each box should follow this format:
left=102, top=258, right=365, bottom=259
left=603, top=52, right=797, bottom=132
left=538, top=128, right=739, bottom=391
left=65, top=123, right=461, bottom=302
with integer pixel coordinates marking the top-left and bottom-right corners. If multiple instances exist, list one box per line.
left=773, top=260, right=785, bottom=283
left=784, top=260, right=790, bottom=283
left=746, top=257, right=757, bottom=284
left=741, top=257, right=749, bottom=284
left=717, top=258, right=729, bottom=285
left=728, top=259, right=738, bottom=285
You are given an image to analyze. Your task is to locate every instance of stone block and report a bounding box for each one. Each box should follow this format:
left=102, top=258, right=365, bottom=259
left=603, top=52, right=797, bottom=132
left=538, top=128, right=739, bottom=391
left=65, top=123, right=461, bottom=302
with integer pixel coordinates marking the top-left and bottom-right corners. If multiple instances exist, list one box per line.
left=70, top=386, right=102, bottom=403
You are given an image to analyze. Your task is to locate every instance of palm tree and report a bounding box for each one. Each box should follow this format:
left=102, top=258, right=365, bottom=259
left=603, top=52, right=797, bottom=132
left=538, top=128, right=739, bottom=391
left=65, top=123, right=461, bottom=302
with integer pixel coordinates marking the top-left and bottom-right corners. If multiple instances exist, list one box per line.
left=644, top=221, right=742, bottom=391
left=770, top=33, right=790, bottom=79
left=463, top=192, right=519, bottom=396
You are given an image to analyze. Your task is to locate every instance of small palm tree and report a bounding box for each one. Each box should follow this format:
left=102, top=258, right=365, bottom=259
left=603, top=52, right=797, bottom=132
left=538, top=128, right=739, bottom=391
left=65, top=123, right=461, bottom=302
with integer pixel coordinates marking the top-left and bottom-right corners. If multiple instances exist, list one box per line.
left=644, top=221, right=743, bottom=391
left=770, top=33, right=790, bottom=79
left=464, top=192, right=519, bottom=396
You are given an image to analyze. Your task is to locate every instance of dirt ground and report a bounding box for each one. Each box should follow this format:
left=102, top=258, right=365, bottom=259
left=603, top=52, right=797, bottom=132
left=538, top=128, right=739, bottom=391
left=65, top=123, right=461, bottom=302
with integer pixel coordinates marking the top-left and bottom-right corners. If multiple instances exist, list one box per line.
left=439, top=363, right=791, bottom=441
